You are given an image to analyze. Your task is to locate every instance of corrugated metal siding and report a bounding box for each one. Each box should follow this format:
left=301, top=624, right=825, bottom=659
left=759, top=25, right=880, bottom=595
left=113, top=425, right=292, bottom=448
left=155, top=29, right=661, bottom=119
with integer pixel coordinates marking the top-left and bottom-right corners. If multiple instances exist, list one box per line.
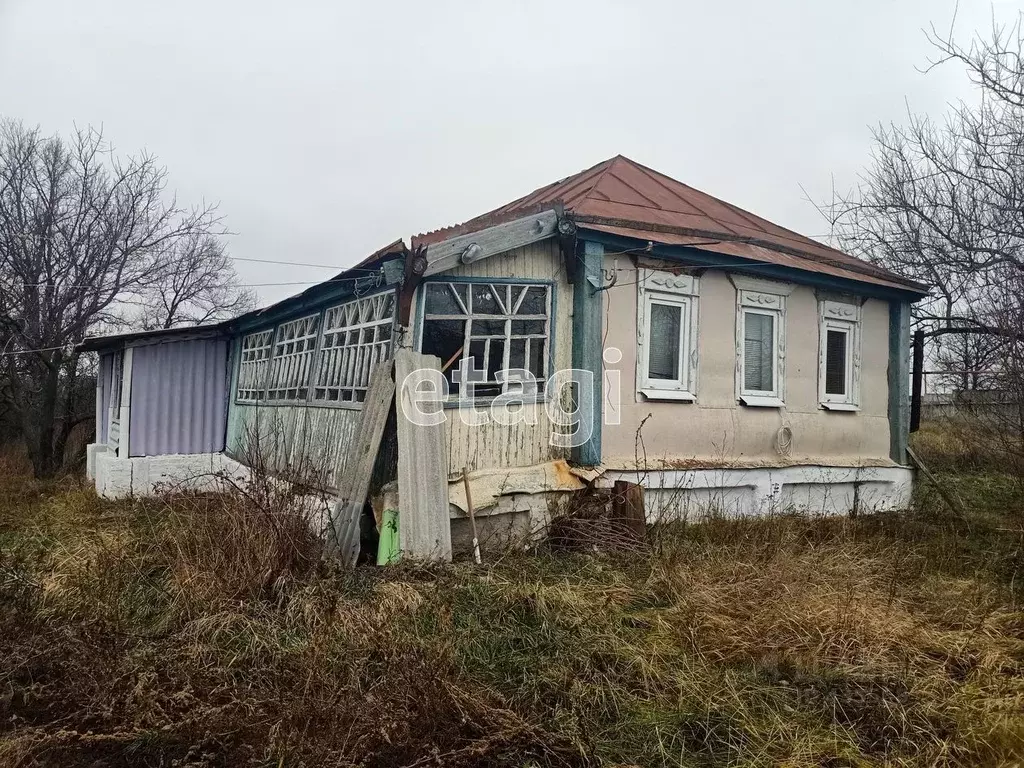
left=432, top=238, right=573, bottom=472
left=129, top=339, right=229, bottom=457
left=97, top=353, right=112, bottom=444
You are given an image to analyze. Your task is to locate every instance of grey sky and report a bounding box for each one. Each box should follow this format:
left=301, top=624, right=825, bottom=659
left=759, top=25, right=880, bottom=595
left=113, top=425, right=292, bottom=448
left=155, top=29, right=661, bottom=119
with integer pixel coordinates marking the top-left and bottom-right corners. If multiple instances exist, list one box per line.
left=0, top=0, right=1019, bottom=305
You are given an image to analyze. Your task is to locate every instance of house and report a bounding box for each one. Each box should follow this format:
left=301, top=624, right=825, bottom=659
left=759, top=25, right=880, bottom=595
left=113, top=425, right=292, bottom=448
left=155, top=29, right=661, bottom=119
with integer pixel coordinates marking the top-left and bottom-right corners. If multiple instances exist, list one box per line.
left=81, top=156, right=927, bottom=555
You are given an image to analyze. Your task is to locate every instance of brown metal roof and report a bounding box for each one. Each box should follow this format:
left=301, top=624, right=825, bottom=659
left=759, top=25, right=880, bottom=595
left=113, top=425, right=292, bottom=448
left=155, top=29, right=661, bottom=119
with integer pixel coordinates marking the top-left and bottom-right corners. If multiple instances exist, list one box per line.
left=414, top=156, right=927, bottom=294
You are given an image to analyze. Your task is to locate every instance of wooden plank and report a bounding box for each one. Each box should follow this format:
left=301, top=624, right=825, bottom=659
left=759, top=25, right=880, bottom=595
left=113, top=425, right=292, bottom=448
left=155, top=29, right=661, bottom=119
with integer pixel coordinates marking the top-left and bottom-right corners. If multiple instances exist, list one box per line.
left=328, top=363, right=396, bottom=566
left=612, top=480, right=647, bottom=542
left=395, top=349, right=452, bottom=561
left=887, top=300, right=911, bottom=463
left=118, top=347, right=133, bottom=458
left=422, top=209, right=559, bottom=277
left=910, top=328, right=924, bottom=433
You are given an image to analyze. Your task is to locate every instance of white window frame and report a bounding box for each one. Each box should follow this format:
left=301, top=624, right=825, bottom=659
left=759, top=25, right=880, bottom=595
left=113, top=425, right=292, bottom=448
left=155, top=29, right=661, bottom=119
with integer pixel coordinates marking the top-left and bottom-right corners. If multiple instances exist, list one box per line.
left=312, top=290, right=396, bottom=407
left=265, top=314, right=320, bottom=402
left=236, top=329, right=274, bottom=403
left=636, top=269, right=699, bottom=401
left=818, top=299, right=861, bottom=411
left=418, top=280, right=552, bottom=403
left=733, top=276, right=793, bottom=408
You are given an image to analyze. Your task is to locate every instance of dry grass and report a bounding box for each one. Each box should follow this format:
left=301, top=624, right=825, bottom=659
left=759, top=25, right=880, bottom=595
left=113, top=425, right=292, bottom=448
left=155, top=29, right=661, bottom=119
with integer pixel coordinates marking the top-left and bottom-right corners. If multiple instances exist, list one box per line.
left=1, top=452, right=1024, bottom=766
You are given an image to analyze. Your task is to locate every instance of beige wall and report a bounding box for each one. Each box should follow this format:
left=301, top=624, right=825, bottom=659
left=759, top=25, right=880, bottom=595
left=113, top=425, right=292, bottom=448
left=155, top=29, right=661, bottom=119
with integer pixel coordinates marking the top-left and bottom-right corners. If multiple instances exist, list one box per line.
left=601, top=262, right=893, bottom=468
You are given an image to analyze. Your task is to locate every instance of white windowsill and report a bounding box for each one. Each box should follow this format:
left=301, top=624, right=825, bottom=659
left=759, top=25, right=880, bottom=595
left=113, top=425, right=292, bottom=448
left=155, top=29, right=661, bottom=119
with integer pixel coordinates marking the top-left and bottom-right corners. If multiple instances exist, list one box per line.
left=739, top=395, right=785, bottom=408
left=821, top=402, right=860, bottom=412
left=640, top=388, right=696, bottom=402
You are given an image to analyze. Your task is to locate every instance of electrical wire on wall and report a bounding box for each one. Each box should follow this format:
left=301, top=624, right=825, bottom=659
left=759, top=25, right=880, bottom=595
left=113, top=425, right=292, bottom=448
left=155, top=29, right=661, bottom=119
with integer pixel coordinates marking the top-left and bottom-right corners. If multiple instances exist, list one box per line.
left=775, top=424, right=793, bottom=457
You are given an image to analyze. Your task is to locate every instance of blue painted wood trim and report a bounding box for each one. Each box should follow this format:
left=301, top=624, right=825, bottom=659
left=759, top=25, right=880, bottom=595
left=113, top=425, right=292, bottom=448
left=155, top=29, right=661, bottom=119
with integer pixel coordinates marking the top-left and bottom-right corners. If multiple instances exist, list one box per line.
left=224, top=335, right=243, bottom=454
left=887, top=300, right=911, bottom=464
left=571, top=241, right=604, bottom=465
left=580, top=229, right=926, bottom=302
left=232, top=283, right=396, bottom=336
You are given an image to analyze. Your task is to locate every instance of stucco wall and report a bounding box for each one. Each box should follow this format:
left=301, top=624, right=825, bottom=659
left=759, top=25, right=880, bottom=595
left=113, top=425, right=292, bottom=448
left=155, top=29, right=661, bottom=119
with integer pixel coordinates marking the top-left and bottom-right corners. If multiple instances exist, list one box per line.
left=601, top=263, right=894, bottom=468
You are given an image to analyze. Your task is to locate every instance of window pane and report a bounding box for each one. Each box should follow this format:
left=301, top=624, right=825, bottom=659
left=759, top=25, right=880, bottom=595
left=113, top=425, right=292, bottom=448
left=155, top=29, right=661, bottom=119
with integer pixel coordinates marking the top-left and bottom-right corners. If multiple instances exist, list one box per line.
left=422, top=318, right=466, bottom=393
left=471, top=319, right=506, bottom=336
left=425, top=283, right=463, bottom=315
left=648, top=303, right=681, bottom=380
left=744, top=312, right=774, bottom=392
left=825, top=329, right=847, bottom=396
left=511, top=319, right=545, bottom=335
left=517, top=286, right=547, bottom=315
left=471, top=284, right=502, bottom=314
left=509, top=338, right=527, bottom=370
left=528, top=338, right=546, bottom=379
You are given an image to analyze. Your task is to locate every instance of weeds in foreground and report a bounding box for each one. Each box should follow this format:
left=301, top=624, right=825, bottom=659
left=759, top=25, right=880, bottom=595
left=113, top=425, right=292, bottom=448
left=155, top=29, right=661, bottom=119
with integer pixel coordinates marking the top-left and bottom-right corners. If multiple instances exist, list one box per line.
left=1, top=459, right=1024, bottom=766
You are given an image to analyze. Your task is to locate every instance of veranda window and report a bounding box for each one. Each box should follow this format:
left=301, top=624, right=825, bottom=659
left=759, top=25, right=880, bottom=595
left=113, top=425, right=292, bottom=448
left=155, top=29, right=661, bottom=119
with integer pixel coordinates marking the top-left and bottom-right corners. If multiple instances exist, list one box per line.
left=236, top=330, right=273, bottom=403
left=266, top=315, right=319, bottom=402
left=313, top=291, right=396, bottom=404
left=420, top=281, right=551, bottom=398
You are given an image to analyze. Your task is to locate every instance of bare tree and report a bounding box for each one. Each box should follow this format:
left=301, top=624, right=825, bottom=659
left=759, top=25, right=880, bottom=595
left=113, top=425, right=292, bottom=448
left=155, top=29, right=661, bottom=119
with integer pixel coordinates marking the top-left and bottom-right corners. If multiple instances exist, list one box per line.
left=0, top=120, right=248, bottom=477
left=825, top=15, right=1024, bottom=342
left=128, top=233, right=255, bottom=330
left=824, top=13, right=1024, bottom=468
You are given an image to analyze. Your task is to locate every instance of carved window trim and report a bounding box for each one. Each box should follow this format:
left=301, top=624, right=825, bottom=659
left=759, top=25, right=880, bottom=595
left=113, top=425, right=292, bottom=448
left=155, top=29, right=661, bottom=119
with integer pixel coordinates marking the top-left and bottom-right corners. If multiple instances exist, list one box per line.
left=818, top=299, right=862, bottom=410
left=636, top=269, right=699, bottom=401
left=736, top=287, right=787, bottom=407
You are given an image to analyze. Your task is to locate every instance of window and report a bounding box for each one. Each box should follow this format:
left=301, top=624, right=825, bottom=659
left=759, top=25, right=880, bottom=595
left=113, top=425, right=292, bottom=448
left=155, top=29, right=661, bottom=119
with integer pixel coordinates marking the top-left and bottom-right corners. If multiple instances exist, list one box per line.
left=743, top=310, right=776, bottom=392
left=637, top=269, right=699, bottom=400
left=237, top=330, right=274, bottom=402
left=734, top=277, right=792, bottom=407
left=109, top=350, right=124, bottom=411
left=313, top=291, right=395, bottom=404
left=419, top=281, right=551, bottom=399
left=818, top=300, right=861, bottom=410
left=266, top=315, right=319, bottom=402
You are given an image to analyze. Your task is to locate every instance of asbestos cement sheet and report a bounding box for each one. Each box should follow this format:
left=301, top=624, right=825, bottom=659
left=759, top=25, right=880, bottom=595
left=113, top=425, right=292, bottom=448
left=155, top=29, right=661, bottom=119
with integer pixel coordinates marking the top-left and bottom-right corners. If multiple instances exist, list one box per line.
left=448, top=459, right=598, bottom=516
left=395, top=349, right=452, bottom=562
left=329, top=362, right=396, bottom=567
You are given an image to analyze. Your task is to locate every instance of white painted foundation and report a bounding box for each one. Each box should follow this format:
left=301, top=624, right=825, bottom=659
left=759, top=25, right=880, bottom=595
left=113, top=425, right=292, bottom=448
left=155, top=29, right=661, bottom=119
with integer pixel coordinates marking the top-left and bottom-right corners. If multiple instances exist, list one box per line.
left=91, top=448, right=250, bottom=499
left=442, top=464, right=913, bottom=555
left=598, top=464, right=914, bottom=520
left=89, top=447, right=335, bottom=536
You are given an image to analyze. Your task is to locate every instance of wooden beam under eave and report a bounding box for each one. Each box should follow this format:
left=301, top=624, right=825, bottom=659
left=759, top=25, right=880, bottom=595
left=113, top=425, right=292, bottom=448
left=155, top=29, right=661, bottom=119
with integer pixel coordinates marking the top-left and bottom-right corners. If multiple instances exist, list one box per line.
left=422, top=210, right=560, bottom=277
left=571, top=240, right=604, bottom=466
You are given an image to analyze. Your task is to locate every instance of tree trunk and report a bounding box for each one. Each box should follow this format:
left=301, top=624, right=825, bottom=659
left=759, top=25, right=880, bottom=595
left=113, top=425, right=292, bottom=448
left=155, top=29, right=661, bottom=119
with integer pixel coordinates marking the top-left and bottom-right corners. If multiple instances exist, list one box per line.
left=22, top=362, right=62, bottom=478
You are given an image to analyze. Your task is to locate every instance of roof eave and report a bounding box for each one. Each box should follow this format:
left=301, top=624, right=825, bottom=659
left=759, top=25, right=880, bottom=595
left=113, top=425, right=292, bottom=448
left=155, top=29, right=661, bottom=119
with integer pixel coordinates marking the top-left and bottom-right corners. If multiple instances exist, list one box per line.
left=77, top=323, right=230, bottom=353
left=577, top=225, right=930, bottom=300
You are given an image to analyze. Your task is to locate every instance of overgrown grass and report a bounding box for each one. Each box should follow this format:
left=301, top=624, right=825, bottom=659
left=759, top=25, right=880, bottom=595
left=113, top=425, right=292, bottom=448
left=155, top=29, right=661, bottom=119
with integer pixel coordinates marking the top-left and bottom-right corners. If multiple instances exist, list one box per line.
left=1, top=448, right=1023, bottom=766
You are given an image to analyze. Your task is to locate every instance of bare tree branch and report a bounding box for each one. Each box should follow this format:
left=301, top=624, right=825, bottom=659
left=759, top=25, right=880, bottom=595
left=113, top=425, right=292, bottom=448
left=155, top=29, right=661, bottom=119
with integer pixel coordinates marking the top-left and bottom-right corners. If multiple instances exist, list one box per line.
left=0, top=120, right=250, bottom=477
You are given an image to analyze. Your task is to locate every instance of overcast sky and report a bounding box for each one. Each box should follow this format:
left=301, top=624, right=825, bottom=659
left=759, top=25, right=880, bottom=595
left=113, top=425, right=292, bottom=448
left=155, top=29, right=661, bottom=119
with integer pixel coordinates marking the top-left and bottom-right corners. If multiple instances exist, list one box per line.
left=0, top=0, right=1019, bottom=305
